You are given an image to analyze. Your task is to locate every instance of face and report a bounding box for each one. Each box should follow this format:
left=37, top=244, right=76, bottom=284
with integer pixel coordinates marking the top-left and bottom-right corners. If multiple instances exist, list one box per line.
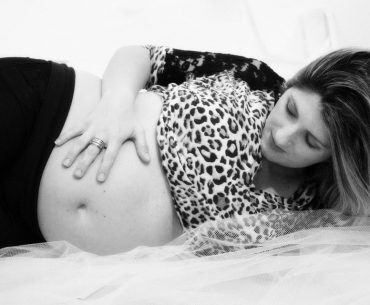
left=261, top=87, right=331, bottom=168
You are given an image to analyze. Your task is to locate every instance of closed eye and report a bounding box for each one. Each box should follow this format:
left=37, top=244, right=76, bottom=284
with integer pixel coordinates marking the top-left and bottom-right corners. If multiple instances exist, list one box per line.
left=287, top=100, right=320, bottom=150
left=286, top=100, right=296, bottom=117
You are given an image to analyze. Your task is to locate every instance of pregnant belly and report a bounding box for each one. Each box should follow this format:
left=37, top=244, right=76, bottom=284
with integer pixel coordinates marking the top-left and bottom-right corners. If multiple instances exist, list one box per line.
left=37, top=71, right=183, bottom=255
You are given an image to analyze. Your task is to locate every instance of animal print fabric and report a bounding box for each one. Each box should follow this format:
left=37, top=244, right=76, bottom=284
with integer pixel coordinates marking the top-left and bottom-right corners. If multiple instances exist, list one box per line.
left=144, top=45, right=316, bottom=230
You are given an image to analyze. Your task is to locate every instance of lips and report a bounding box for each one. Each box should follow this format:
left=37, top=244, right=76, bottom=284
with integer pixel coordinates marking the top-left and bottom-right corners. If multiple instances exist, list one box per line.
left=270, top=131, right=285, bottom=152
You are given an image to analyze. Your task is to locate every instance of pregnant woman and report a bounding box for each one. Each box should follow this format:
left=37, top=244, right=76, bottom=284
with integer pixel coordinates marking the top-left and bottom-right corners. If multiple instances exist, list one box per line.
left=1, top=46, right=369, bottom=255
left=0, top=48, right=184, bottom=254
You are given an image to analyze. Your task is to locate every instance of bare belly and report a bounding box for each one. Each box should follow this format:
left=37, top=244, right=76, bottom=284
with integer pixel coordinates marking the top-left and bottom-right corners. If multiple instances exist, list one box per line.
left=37, top=71, right=183, bottom=255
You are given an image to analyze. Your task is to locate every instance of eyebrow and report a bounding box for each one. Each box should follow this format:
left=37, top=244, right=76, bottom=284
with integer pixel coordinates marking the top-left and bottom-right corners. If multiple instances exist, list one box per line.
left=290, top=96, right=329, bottom=149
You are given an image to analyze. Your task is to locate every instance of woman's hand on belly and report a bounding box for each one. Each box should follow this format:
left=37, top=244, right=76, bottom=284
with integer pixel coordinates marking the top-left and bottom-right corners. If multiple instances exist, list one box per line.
left=39, top=141, right=181, bottom=255
left=55, top=86, right=151, bottom=184
left=38, top=82, right=183, bottom=255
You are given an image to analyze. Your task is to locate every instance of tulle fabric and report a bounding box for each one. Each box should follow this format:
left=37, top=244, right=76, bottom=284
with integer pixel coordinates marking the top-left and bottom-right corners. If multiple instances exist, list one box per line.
left=1, top=209, right=370, bottom=305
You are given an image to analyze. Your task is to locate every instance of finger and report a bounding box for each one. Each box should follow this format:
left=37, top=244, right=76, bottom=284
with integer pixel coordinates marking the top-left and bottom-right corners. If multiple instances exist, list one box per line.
left=133, top=127, right=151, bottom=163
left=73, top=144, right=102, bottom=179
left=96, top=142, right=121, bottom=183
left=61, top=134, right=91, bottom=168
left=55, top=126, right=84, bottom=146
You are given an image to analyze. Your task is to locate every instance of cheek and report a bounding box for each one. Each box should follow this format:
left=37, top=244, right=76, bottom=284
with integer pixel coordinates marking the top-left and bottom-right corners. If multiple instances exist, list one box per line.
left=266, top=104, right=285, bottom=125
left=316, top=151, right=331, bottom=164
left=264, top=111, right=276, bottom=130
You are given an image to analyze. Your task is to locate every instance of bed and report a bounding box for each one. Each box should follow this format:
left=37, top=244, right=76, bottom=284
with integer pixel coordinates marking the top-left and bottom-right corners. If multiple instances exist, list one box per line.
left=1, top=0, right=370, bottom=304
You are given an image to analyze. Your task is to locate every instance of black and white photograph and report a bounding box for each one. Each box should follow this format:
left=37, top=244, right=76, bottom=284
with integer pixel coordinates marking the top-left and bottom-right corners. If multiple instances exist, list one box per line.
left=0, top=0, right=370, bottom=304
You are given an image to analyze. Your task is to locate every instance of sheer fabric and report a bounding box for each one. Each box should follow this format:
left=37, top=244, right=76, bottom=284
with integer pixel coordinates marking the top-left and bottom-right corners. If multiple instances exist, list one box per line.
left=1, top=209, right=370, bottom=305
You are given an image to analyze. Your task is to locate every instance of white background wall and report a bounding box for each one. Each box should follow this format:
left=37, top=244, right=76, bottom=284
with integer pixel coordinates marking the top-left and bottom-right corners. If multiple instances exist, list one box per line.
left=0, top=0, right=369, bottom=78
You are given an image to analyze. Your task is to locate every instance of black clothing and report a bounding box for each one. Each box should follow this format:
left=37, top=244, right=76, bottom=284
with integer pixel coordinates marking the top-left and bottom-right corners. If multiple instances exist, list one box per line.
left=0, top=58, right=75, bottom=247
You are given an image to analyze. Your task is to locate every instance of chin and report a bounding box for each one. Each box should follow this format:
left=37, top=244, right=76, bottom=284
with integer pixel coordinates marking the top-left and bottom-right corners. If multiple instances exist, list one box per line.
left=261, top=132, right=311, bottom=169
left=261, top=148, right=303, bottom=169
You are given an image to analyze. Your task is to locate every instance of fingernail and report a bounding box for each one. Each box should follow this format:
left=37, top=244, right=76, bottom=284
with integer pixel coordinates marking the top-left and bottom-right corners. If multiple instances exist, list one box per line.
left=74, top=169, right=83, bottom=178
left=97, top=173, right=105, bottom=182
left=63, top=159, right=71, bottom=167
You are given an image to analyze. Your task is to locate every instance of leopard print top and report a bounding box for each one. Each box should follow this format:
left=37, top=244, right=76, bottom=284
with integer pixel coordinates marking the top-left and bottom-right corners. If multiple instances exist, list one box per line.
left=144, top=45, right=316, bottom=230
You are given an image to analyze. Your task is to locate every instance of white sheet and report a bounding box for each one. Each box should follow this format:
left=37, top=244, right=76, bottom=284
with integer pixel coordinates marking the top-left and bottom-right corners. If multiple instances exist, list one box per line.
left=1, top=224, right=370, bottom=305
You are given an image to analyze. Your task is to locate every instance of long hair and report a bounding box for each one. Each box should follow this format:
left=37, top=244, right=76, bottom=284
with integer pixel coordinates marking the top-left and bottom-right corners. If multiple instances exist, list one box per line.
left=286, top=49, right=370, bottom=215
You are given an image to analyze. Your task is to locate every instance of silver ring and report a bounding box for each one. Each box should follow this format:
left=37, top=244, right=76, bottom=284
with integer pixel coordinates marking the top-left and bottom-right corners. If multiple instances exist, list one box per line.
left=89, top=137, right=106, bottom=151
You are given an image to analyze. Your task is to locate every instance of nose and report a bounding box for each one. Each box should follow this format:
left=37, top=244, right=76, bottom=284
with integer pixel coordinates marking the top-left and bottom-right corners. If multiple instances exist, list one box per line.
left=274, top=124, right=298, bottom=149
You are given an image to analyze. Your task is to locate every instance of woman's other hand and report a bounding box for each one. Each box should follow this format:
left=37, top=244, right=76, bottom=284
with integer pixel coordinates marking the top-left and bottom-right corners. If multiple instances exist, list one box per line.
left=54, top=94, right=151, bottom=183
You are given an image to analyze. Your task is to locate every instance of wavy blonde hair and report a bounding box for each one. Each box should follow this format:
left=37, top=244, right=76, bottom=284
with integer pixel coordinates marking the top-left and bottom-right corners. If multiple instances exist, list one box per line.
left=286, top=49, right=370, bottom=215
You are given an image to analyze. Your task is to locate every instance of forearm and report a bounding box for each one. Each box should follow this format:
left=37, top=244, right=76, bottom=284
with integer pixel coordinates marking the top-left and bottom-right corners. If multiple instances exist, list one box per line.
left=102, top=46, right=151, bottom=104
